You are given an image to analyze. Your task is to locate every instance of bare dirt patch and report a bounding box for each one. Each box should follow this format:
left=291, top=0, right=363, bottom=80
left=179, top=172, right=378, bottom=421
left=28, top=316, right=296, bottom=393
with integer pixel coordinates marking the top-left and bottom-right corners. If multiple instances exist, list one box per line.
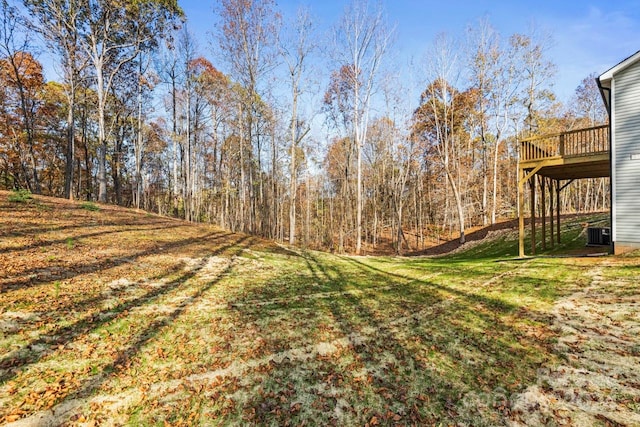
left=509, top=262, right=640, bottom=426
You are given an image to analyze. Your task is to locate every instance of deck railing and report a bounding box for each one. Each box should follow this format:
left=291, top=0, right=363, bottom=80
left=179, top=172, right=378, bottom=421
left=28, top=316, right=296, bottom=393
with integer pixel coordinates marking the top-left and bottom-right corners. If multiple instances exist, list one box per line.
left=520, top=124, right=609, bottom=162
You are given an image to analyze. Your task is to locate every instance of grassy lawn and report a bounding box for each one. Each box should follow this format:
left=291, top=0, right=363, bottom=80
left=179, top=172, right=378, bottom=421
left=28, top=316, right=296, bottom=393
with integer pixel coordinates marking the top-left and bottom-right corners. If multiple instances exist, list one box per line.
left=1, top=192, right=639, bottom=425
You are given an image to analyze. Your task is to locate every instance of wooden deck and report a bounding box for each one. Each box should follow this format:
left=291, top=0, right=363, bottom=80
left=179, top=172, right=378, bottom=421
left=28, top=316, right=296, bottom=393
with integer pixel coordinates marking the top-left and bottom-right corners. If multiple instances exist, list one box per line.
left=518, top=124, right=611, bottom=257
left=519, top=125, right=610, bottom=179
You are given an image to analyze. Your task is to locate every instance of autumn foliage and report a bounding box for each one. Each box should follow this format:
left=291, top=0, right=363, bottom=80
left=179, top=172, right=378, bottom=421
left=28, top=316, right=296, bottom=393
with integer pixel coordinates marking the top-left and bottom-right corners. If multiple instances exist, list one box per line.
left=0, top=0, right=610, bottom=254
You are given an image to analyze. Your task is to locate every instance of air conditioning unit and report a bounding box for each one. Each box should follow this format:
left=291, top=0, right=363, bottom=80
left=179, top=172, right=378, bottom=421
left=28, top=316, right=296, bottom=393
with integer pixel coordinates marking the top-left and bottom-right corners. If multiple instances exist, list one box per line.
left=587, top=227, right=611, bottom=246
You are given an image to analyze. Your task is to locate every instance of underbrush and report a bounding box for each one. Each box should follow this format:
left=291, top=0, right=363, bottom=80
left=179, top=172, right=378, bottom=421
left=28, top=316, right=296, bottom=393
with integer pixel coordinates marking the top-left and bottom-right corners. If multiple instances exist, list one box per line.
left=7, top=189, right=33, bottom=203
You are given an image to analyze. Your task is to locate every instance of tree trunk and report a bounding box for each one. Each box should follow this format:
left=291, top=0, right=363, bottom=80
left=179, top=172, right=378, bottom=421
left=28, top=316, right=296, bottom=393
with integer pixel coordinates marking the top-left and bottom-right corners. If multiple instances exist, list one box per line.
left=491, top=139, right=501, bottom=224
left=96, top=60, right=107, bottom=203
left=64, top=83, right=76, bottom=200
left=482, top=142, right=488, bottom=226
left=289, top=95, right=298, bottom=245
left=135, top=57, right=144, bottom=209
left=444, top=164, right=465, bottom=244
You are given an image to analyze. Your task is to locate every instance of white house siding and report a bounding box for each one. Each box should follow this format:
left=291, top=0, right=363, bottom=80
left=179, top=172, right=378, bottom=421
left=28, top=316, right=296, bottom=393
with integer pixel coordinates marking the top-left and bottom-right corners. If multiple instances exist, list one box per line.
left=613, top=60, right=640, bottom=245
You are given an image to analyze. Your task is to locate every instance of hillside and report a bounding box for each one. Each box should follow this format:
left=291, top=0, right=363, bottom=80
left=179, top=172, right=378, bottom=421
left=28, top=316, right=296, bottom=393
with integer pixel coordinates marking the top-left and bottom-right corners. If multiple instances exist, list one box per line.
left=1, top=191, right=639, bottom=425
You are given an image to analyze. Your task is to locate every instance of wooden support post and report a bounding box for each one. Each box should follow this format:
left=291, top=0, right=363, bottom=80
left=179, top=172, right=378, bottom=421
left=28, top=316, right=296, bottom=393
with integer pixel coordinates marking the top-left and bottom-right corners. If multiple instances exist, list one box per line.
left=518, top=163, right=548, bottom=258
left=518, top=170, right=525, bottom=258
left=550, top=178, right=555, bottom=248
left=541, top=176, right=546, bottom=251
left=556, top=180, right=561, bottom=244
left=530, top=177, right=536, bottom=255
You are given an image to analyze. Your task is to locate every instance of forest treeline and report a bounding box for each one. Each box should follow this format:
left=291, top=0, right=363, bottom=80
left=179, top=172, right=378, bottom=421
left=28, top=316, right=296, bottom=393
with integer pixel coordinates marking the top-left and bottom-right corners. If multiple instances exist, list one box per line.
left=0, top=0, right=609, bottom=254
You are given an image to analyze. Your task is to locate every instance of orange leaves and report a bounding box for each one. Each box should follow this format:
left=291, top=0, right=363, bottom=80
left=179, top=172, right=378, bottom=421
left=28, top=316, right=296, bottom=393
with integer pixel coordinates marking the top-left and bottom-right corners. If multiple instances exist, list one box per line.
left=0, top=51, right=44, bottom=89
left=324, top=64, right=358, bottom=107
left=364, top=410, right=409, bottom=426
left=289, top=401, right=302, bottom=413
left=5, top=381, right=18, bottom=395
left=189, top=57, right=223, bottom=80
left=156, top=346, right=167, bottom=359
left=8, top=371, right=81, bottom=419
left=0, top=50, right=61, bottom=191
left=71, top=415, right=97, bottom=427
left=3, top=414, right=24, bottom=423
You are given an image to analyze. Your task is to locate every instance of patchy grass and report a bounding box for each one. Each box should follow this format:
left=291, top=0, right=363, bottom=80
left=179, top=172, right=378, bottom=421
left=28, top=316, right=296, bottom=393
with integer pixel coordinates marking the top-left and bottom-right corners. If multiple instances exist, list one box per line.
left=80, top=201, right=100, bottom=212
left=7, top=189, right=33, bottom=203
left=1, top=191, right=638, bottom=426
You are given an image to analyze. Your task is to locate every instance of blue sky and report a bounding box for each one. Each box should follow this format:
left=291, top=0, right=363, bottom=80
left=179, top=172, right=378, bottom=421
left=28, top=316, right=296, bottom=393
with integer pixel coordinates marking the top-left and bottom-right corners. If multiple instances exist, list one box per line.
left=179, top=0, right=640, bottom=104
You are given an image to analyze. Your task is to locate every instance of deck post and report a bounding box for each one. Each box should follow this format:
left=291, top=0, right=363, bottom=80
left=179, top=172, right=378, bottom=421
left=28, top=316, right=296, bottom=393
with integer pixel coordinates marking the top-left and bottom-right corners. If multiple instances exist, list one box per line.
left=556, top=180, right=561, bottom=244
left=530, top=177, right=536, bottom=255
left=540, top=176, right=553, bottom=251
left=518, top=170, right=525, bottom=258
left=541, top=176, right=546, bottom=250
left=550, top=178, right=555, bottom=248
left=518, top=163, right=548, bottom=258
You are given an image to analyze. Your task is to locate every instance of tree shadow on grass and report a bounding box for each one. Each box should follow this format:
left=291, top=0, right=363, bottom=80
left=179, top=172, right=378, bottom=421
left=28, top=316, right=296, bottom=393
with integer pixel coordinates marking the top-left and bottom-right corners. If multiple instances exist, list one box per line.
left=306, top=253, right=449, bottom=424
left=340, top=256, right=520, bottom=312
left=0, top=234, right=251, bottom=386
left=0, top=221, right=184, bottom=254
left=34, top=236, right=256, bottom=423
left=0, top=230, right=234, bottom=293
left=0, top=195, right=179, bottom=239
left=223, top=251, right=559, bottom=425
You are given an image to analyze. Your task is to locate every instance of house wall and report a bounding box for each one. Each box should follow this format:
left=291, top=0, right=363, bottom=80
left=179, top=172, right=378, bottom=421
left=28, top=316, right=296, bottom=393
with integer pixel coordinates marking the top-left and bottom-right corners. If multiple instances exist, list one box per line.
left=613, top=59, right=640, bottom=251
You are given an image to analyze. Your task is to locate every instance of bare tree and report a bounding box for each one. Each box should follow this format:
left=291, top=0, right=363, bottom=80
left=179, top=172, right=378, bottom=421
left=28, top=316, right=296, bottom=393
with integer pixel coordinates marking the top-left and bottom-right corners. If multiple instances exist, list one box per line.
left=24, top=0, right=88, bottom=200
left=177, top=26, right=199, bottom=221
left=468, top=18, right=521, bottom=224
left=511, top=28, right=556, bottom=135
left=133, top=51, right=154, bottom=209
left=332, top=0, right=393, bottom=254
left=78, top=0, right=181, bottom=202
left=156, top=30, right=184, bottom=216
left=570, top=72, right=607, bottom=127
left=414, top=34, right=475, bottom=244
left=215, top=0, right=280, bottom=233
left=384, top=76, right=417, bottom=255
left=280, top=6, right=314, bottom=245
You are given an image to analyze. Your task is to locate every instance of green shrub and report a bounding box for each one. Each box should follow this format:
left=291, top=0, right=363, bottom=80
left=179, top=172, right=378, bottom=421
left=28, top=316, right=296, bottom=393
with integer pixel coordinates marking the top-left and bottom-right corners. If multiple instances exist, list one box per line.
left=8, top=189, right=33, bottom=202
left=81, top=201, right=100, bottom=211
